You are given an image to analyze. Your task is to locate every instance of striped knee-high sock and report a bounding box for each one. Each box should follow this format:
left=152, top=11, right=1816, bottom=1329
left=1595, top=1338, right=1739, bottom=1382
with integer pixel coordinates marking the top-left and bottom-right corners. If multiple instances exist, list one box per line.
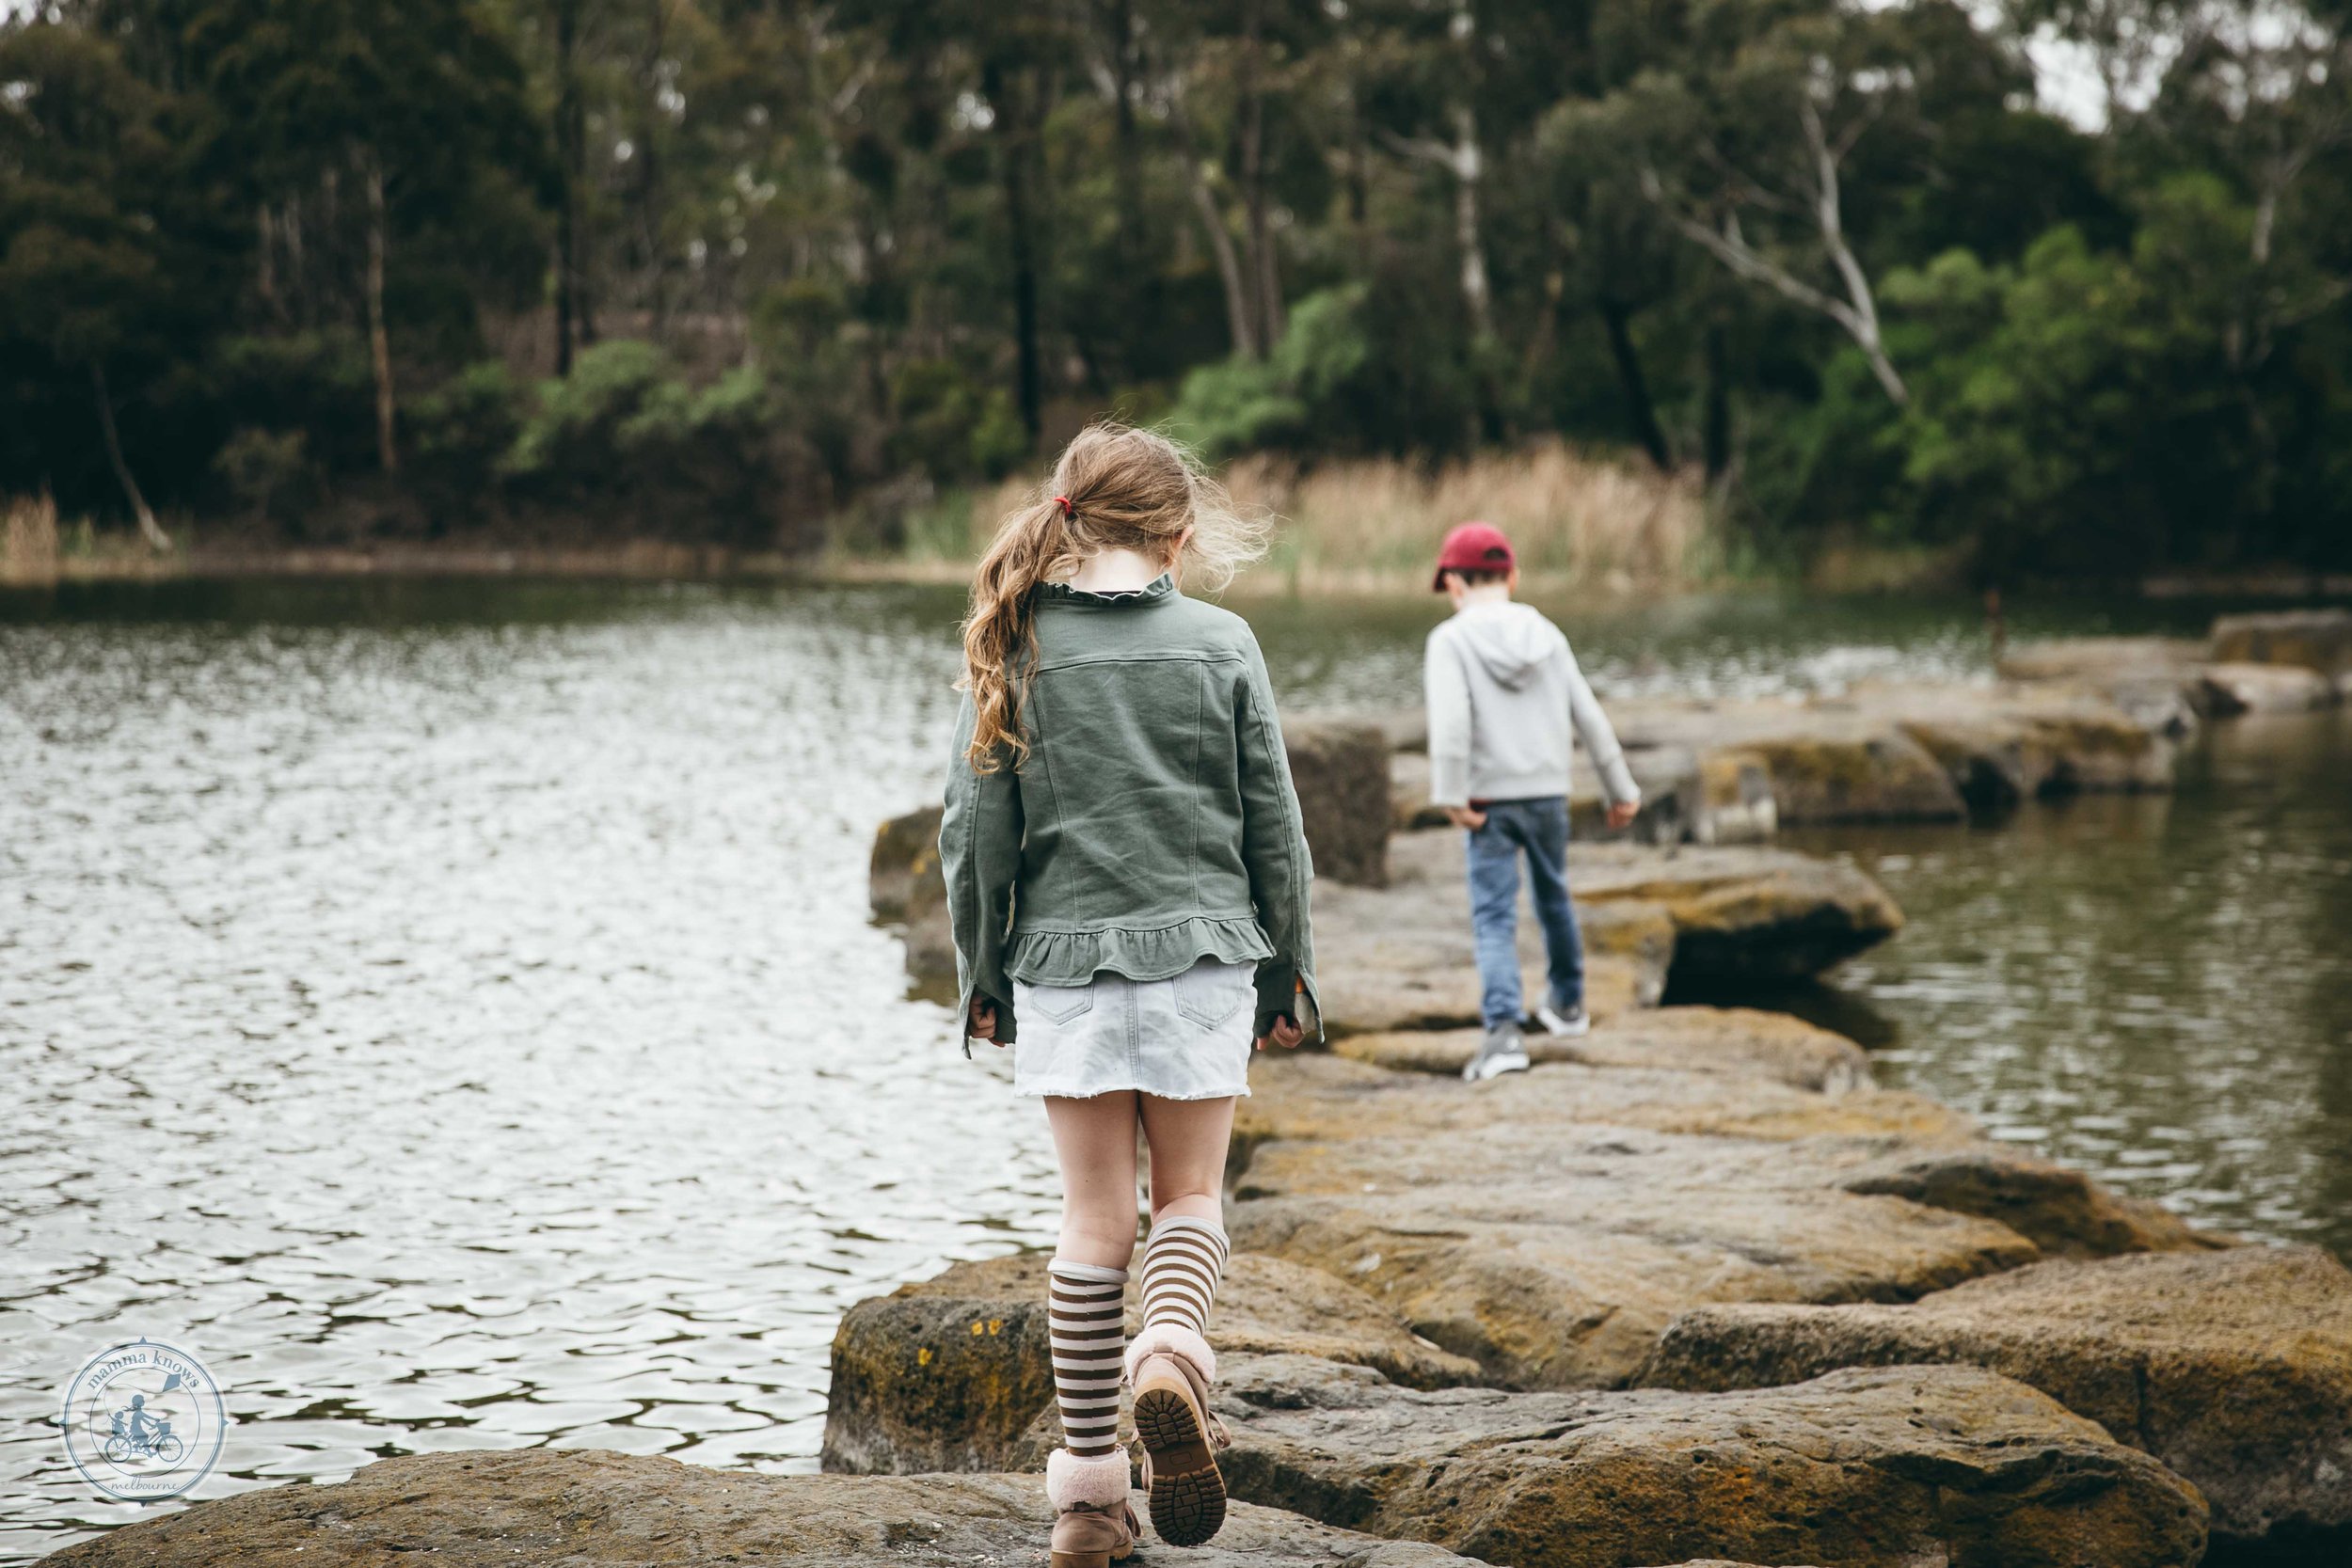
left=1137, top=1215, right=1230, bottom=1338
left=1047, top=1259, right=1128, bottom=1457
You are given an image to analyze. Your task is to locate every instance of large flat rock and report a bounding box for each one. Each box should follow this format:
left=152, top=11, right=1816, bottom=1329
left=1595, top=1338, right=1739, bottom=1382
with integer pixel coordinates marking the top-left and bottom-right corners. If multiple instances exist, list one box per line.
left=823, top=1250, right=1481, bottom=1474
left=1215, top=1354, right=2208, bottom=1568
left=1642, top=1245, right=2352, bottom=1548
left=1621, top=685, right=2180, bottom=823
left=1333, top=1006, right=1869, bottom=1092
left=1341, top=831, right=1901, bottom=999
left=1608, top=700, right=1968, bottom=824
left=1227, top=1047, right=2214, bottom=1388
left=46, top=1449, right=1485, bottom=1568
left=1284, top=717, right=1392, bottom=886
left=2197, top=660, right=2340, bottom=714
left=1374, top=682, right=2182, bottom=831
left=1560, top=840, right=1904, bottom=984
left=1998, top=637, right=2209, bottom=686
left=1232, top=1039, right=1980, bottom=1153
left=1882, top=689, right=2177, bottom=812
left=2210, top=607, right=2352, bottom=676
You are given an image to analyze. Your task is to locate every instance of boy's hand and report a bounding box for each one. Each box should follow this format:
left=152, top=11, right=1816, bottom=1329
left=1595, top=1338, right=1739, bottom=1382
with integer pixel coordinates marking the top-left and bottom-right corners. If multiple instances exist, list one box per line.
left=1606, top=800, right=1640, bottom=832
left=1255, top=1015, right=1305, bottom=1052
left=1445, top=805, right=1488, bottom=831
left=967, top=997, right=1002, bottom=1045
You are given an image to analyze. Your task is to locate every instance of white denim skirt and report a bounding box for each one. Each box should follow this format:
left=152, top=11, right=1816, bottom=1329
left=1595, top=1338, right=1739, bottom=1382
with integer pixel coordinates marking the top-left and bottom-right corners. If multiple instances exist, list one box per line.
left=1011, top=958, right=1257, bottom=1101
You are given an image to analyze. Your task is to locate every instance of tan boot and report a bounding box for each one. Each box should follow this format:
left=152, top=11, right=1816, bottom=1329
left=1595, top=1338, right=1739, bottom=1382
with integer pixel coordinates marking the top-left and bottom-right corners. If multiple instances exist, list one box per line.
left=1045, top=1448, right=1139, bottom=1568
left=1126, top=1324, right=1231, bottom=1547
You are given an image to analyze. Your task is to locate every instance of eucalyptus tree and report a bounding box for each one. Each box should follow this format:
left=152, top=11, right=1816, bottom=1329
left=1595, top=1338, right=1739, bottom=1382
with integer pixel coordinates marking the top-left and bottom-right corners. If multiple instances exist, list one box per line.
left=184, top=0, right=546, bottom=471
left=0, top=18, right=230, bottom=546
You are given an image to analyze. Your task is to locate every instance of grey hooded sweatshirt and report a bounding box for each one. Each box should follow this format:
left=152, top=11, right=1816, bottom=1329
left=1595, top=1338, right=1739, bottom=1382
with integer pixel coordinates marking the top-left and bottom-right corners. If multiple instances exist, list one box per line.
left=1422, top=598, right=1639, bottom=810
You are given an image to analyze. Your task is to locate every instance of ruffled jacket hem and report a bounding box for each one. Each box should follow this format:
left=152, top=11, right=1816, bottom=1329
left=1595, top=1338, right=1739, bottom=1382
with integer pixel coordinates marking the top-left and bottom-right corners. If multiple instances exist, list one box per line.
left=1006, top=913, right=1274, bottom=987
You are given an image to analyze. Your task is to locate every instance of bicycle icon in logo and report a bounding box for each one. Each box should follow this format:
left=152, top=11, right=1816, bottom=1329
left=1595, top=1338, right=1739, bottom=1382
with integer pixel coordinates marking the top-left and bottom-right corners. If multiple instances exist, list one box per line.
left=103, top=1393, right=186, bottom=1465
left=59, top=1338, right=227, bottom=1501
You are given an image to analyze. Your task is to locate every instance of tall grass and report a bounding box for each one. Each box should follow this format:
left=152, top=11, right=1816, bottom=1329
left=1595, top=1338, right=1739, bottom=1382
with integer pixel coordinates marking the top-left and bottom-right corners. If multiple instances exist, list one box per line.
left=2, top=491, right=60, bottom=585
left=930, top=441, right=1716, bottom=594
left=1226, top=442, right=1713, bottom=594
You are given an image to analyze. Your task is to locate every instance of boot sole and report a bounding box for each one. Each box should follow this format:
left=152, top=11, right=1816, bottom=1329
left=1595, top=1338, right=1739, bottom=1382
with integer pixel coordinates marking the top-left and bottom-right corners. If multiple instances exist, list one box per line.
left=1134, top=1380, right=1226, bottom=1547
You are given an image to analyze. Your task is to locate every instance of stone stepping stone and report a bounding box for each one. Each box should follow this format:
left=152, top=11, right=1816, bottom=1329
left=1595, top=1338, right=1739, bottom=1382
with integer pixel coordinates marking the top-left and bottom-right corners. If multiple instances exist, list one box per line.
left=1227, top=1049, right=2212, bottom=1389
left=824, top=1250, right=1478, bottom=1475
left=42, top=1449, right=1488, bottom=1568
left=1334, top=1006, right=1870, bottom=1092
left=1642, top=1244, right=2352, bottom=1550
left=1215, top=1352, right=2206, bottom=1568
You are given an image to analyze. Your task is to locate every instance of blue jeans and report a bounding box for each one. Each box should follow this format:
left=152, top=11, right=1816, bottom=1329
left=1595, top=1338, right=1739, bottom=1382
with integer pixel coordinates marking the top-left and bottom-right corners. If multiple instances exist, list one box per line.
left=1465, top=797, right=1583, bottom=1030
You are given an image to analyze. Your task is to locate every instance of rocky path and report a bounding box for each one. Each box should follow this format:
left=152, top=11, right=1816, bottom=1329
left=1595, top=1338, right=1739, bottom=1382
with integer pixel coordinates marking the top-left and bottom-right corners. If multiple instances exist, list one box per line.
left=46, top=1450, right=1505, bottom=1568
left=820, top=995, right=2352, bottom=1567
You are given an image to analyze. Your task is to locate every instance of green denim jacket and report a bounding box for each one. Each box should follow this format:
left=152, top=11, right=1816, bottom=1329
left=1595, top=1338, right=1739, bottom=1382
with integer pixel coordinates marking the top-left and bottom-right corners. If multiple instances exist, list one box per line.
left=939, top=574, right=1318, bottom=1049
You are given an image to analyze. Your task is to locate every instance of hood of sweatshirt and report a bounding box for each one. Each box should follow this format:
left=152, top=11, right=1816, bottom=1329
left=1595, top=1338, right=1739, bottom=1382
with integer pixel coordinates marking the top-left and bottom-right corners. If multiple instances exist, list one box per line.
left=1448, top=601, right=1567, bottom=690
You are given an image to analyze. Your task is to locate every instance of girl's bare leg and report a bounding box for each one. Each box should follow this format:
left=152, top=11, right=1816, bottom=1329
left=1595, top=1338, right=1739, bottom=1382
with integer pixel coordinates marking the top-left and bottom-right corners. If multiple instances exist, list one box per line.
left=1044, top=1091, right=1142, bottom=1270
left=1137, top=1094, right=1236, bottom=1227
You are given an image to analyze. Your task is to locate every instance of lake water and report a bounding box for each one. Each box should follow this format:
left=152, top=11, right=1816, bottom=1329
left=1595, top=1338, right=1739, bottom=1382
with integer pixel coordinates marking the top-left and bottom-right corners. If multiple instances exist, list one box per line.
left=2, top=578, right=2344, bottom=1558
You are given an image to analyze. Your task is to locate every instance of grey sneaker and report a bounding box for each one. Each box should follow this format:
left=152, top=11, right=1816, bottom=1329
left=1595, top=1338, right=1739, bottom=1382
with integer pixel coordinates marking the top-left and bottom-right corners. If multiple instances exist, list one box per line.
left=1461, top=1023, right=1531, bottom=1083
left=1535, top=999, right=1590, bottom=1037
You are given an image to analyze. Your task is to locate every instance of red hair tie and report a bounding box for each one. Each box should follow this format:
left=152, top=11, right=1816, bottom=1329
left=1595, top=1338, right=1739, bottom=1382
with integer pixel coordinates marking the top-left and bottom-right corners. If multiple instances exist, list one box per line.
left=1053, top=495, right=1073, bottom=518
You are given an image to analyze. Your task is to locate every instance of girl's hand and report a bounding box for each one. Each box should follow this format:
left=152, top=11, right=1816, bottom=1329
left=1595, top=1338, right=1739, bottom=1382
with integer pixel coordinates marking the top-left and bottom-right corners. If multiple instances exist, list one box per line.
left=968, top=998, right=1002, bottom=1045
left=1444, top=804, right=1487, bottom=831
left=1606, top=800, right=1640, bottom=832
left=1255, top=1015, right=1305, bottom=1052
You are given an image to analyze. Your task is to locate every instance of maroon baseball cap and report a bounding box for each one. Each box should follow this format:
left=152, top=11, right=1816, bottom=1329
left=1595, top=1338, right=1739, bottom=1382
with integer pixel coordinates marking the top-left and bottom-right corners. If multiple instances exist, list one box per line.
left=1432, top=520, right=1516, bottom=591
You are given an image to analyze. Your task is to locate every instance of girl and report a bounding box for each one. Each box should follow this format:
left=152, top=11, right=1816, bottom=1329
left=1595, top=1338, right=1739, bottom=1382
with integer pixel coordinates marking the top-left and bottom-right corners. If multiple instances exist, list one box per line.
left=940, top=424, right=1317, bottom=1567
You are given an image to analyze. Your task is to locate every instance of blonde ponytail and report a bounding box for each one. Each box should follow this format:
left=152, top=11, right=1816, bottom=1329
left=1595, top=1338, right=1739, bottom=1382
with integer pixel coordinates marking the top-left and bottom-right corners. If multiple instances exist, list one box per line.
left=960, top=496, right=1073, bottom=772
left=959, top=422, right=1266, bottom=771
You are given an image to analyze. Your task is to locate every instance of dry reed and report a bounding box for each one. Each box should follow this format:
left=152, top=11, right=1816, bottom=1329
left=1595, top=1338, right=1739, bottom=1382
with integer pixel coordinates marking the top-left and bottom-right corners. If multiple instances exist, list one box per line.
left=2, top=491, right=61, bottom=585
left=1225, top=442, right=1711, bottom=594
left=949, top=441, right=1713, bottom=594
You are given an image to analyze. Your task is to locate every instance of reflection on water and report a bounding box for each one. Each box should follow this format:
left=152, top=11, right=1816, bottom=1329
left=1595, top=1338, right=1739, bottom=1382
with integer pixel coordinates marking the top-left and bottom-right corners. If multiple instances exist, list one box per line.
left=1794, top=709, right=2352, bottom=1255
left=0, top=582, right=1055, bottom=1555
left=0, top=578, right=2339, bottom=1558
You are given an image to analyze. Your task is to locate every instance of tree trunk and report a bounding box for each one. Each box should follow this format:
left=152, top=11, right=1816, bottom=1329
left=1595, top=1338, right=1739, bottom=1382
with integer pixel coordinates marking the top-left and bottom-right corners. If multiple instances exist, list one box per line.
left=1108, top=0, right=1143, bottom=274
left=554, top=0, right=581, bottom=375
left=1170, top=80, right=1256, bottom=360
left=1238, top=0, right=1281, bottom=350
left=988, top=60, right=1043, bottom=438
left=284, top=193, right=306, bottom=326
left=1448, top=102, right=1490, bottom=338
left=364, top=157, right=398, bottom=473
left=257, top=203, right=279, bottom=316
left=1598, top=299, right=1671, bottom=470
left=1188, top=172, right=1256, bottom=360
left=632, top=0, right=667, bottom=338
left=91, top=362, right=170, bottom=551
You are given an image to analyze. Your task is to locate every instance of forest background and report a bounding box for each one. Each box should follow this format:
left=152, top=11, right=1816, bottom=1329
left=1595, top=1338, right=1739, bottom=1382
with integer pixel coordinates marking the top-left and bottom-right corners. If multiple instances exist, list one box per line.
left=4, top=0, right=2349, bottom=590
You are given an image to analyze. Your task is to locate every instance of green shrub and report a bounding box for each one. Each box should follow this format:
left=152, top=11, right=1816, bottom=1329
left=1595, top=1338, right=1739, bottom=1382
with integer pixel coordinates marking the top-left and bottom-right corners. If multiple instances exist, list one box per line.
left=1168, top=278, right=1482, bottom=461
left=212, top=331, right=376, bottom=475
left=498, top=341, right=820, bottom=549
left=212, top=427, right=314, bottom=527
left=407, top=360, right=526, bottom=521
left=502, top=340, right=670, bottom=483
left=889, top=358, right=1028, bottom=483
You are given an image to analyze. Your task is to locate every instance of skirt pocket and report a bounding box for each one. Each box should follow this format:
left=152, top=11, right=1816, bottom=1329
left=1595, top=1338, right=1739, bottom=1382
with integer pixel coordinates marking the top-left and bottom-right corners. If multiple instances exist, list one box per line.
left=1169, top=959, right=1253, bottom=1029
left=1022, top=979, right=1098, bottom=1026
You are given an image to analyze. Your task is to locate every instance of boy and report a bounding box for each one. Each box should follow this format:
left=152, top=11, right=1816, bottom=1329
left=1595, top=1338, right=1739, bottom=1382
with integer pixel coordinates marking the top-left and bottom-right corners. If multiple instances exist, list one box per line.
left=1423, top=521, right=1640, bottom=1082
